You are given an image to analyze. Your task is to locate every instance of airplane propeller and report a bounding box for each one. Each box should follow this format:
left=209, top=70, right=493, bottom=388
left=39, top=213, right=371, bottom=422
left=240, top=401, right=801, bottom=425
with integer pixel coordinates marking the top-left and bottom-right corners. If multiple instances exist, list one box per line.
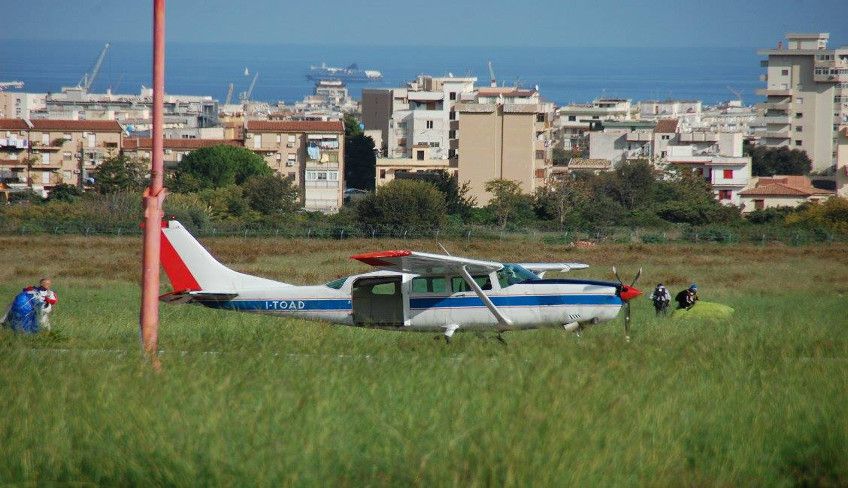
left=612, top=266, right=643, bottom=341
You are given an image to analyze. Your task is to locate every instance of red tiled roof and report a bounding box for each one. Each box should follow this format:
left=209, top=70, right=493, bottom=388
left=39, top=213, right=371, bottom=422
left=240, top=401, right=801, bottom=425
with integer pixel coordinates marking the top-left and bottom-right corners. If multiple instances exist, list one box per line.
left=123, top=138, right=242, bottom=150
left=245, top=120, right=344, bottom=133
left=741, top=175, right=833, bottom=197
left=0, top=119, right=30, bottom=130
left=655, top=118, right=678, bottom=133
left=740, top=183, right=811, bottom=197
left=30, top=119, right=123, bottom=132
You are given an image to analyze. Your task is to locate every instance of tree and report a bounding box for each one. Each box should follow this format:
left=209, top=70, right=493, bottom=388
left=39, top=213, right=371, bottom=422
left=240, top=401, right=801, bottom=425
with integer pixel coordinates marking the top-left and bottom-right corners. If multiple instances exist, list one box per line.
left=171, top=145, right=271, bottom=192
left=396, top=170, right=476, bottom=217
left=485, top=179, right=534, bottom=229
left=46, top=183, right=83, bottom=203
left=196, top=185, right=255, bottom=221
left=343, top=114, right=377, bottom=191
left=94, top=155, right=148, bottom=194
left=552, top=147, right=570, bottom=166
left=242, top=173, right=301, bottom=215
left=356, top=179, right=447, bottom=230
left=534, top=177, right=591, bottom=228
left=746, top=145, right=811, bottom=176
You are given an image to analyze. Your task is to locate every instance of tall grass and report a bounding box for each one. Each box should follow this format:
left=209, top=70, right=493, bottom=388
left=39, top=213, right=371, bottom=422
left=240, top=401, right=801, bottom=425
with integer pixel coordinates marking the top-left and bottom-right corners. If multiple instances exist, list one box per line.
left=1, top=236, right=847, bottom=486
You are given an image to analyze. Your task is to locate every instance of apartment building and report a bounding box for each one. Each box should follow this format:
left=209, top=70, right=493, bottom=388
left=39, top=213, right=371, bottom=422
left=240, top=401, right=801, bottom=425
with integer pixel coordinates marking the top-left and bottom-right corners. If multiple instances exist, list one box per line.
left=640, top=100, right=702, bottom=130
left=0, top=118, right=123, bottom=193
left=455, top=99, right=553, bottom=205
left=375, top=145, right=453, bottom=187
left=0, top=92, right=46, bottom=119
left=664, top=131, right=752, bottom=206
left=122, top=138, right=242, bottom=169
left=757, top=33, right=848, bottom=171
left=244, top=120, right=345, bottom=213
left=555, top=98, right=633, bottom=150
left=837, top=127, right=848, bottom=197
left=588, top=120, right=656, bottom=164
left=362, top=75, right=477, bottom=160
left=30, top=86, right=219, bottom=139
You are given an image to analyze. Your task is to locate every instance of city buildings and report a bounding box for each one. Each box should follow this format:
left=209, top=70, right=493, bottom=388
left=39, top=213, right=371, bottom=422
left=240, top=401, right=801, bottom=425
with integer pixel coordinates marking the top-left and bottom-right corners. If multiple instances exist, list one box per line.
left=554, top=98, right=633, bottom=151
left=0, top=92, right=46, bottom=119
left=757, top=32, right=848, bottom=172
left=122, top=138, right=242, bottom=169
left=244, top=120, right=345, bottom=213
left=29, top=86, right=219, bottom=139
left=0, top=118, right=123, bottom=194
left=837, top=127, right=848, bottom=197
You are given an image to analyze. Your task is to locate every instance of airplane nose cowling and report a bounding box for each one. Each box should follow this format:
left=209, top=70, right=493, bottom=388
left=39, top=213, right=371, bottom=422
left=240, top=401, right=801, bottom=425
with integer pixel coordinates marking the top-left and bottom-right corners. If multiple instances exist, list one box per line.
left=619, top=285, right=642, bottom=302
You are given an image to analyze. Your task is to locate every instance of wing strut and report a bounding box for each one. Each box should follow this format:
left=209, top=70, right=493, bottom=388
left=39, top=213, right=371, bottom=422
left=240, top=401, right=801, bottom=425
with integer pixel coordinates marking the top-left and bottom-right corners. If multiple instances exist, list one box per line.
left=459, top=266, right=513, bottom=330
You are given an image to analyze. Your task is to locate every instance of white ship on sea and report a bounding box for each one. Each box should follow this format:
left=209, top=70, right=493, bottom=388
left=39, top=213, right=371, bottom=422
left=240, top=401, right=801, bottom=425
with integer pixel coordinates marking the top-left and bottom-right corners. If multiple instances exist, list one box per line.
left=306, top=63, right=383, bottom=82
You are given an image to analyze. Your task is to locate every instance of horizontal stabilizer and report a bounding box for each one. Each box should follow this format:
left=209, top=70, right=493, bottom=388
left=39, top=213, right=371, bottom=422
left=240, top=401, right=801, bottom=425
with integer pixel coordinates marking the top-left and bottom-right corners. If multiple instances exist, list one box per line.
left=159, top=290, right=239, bottom=304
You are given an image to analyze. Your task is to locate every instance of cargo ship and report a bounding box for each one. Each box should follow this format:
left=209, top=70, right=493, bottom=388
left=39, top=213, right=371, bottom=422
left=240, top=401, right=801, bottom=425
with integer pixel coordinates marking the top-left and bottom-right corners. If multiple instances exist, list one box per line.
left=306, top=63, right=383, bottom=82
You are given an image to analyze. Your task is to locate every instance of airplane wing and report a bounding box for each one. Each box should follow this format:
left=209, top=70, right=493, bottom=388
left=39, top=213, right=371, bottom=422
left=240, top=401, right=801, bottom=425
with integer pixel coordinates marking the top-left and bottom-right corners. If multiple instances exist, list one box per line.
left=351, top=250, right=512, bottom=329
left=519, top=262, right=589, bottom=278
left=351, top=250, right=502, bottom=275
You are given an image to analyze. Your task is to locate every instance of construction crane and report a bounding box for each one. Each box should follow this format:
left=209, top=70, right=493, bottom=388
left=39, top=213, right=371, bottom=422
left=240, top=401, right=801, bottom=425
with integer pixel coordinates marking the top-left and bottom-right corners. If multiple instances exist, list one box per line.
left=487, top=61, right=497, bottom=87
left=727, top=86, right=743, bottom=103
left=0, top=81, right=24, bottom=92
left=239, top=72, right=259, bottom=102
left=78, top=42, right=111, bottom=93
left=225, top=83, right=234, bottom=105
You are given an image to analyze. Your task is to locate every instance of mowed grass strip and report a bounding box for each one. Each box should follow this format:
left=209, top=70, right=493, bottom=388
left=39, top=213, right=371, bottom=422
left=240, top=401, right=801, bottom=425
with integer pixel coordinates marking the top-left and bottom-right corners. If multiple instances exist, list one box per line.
left=1, top=236, right=847, bottom=486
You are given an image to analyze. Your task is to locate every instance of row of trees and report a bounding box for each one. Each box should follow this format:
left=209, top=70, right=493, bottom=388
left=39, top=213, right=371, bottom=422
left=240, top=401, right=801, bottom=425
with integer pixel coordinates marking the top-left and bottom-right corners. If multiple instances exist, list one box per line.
left=8, top=141, right=846, bottom=236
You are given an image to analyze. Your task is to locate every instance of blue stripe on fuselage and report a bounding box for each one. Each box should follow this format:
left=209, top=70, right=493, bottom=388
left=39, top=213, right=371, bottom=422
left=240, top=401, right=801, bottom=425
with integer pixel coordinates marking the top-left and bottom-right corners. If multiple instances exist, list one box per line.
left=409, top=294, right=621, bottom=309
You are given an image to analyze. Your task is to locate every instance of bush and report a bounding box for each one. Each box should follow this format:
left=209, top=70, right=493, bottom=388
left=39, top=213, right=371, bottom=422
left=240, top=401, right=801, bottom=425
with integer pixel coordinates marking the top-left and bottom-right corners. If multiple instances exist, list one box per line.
left=356, top=179, right=447, bottom=231
left=784, top=197, right=848, bottom=235
left=242, top=174, right=301, bottom=215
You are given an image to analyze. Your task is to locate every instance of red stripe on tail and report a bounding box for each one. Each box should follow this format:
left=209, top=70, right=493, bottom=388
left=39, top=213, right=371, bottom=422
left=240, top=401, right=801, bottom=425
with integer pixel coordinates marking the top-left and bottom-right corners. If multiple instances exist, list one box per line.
left=160, top=228, right=201, bottom=291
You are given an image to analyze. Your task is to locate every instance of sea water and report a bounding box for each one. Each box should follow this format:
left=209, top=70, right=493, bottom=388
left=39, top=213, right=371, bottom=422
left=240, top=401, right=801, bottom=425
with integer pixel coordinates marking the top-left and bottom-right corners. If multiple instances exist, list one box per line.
left=0, top=39, right=763, bottom=106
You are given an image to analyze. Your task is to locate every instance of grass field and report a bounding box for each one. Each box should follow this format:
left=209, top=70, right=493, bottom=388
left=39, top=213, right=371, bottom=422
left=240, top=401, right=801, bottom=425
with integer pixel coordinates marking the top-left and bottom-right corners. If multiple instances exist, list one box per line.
left=1, top=235, right=847, bottom=486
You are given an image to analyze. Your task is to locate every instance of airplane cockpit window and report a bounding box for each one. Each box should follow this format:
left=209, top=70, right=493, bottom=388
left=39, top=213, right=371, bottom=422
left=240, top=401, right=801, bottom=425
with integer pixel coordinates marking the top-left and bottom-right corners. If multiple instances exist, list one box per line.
left=325, top=277, right=347, bottom=289
left=451, top=275, right=492, bottom=292
left=497, top=264, right=539, bottom=288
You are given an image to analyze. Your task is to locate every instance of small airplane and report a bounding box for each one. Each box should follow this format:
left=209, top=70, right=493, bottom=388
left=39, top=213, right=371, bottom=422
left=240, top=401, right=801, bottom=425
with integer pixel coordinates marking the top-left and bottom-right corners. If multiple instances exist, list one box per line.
left=159, top=221, right=643, bottom=341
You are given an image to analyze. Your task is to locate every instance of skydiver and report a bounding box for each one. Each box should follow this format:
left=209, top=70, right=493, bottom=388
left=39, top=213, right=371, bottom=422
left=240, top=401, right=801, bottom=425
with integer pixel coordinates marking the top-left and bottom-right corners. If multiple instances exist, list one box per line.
left=650, top=283, right=671, bottom=315
left=675, top=284, right=699, bottom=310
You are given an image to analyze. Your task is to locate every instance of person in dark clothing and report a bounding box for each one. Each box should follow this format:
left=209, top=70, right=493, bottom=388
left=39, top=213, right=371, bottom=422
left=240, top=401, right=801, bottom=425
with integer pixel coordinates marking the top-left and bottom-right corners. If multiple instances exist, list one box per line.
left=650, top=283, right=671, bottom=315
left=675, top=284, right=699, bottom=310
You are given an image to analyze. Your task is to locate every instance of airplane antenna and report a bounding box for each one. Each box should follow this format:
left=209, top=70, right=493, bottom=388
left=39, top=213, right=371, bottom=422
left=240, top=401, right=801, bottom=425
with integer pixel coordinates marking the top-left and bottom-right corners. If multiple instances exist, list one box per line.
left=438, top=243, right=452, bottom=256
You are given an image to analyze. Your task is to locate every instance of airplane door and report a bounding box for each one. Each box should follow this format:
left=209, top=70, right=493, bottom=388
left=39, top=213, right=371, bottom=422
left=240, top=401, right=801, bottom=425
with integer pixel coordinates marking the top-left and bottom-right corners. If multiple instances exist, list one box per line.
left=351, top=276, right=404, bottom=327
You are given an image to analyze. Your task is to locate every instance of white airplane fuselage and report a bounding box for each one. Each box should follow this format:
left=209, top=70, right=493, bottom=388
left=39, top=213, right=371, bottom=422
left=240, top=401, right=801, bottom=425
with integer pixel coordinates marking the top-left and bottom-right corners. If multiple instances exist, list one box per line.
left=191, top=271, right=624, bottom=332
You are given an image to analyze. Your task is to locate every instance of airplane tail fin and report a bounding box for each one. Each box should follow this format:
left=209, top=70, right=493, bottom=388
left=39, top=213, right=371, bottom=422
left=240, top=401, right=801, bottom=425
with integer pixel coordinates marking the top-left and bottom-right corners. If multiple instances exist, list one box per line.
left=160, top=220, right=288, bottom=293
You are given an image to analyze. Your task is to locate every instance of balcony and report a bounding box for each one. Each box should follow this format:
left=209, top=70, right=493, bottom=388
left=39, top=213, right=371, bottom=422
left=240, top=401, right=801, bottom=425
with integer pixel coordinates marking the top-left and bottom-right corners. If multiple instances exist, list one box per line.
left=756, top=88, right=792, bottom=97
left=762, top=114, right=790, bottom=125
left=679, top=132, right=719, bottom=143
left=762, top=130, right=791, bottom=139
left=0, top=138, right=28, bottom=150
left=814, top=71, right=848, bottom=83
left=762, top=100, right=790, bottom=110
left=626, top=131, right=652, bottom=142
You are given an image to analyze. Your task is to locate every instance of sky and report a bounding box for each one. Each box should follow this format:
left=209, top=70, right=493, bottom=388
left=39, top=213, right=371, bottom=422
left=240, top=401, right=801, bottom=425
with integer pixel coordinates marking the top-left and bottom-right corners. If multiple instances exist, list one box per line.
left=2, top=0, right=846, bottom=48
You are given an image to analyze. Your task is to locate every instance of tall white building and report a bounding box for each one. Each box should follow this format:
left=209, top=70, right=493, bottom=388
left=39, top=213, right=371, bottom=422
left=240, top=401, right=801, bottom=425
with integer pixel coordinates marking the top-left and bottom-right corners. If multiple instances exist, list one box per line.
left=757, top=33, right=848, bottom=172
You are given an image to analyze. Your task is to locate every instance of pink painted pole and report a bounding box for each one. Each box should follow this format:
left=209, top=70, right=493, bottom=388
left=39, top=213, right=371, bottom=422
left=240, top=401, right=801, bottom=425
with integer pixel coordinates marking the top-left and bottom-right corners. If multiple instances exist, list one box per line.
left=140, top=0, right=166, bottom=364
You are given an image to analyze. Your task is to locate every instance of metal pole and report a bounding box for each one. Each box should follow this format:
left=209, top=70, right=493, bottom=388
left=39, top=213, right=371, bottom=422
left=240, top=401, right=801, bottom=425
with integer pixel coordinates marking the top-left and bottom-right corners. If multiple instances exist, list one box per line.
left=140, top=0, right=166, bottom=365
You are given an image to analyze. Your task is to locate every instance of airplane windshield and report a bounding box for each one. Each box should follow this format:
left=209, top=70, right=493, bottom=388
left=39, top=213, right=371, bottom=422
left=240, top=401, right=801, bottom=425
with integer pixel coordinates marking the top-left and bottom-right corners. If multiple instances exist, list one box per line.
left=325, top=277, right=347, bottom=289
left=497, top=264, right=539, bottom=288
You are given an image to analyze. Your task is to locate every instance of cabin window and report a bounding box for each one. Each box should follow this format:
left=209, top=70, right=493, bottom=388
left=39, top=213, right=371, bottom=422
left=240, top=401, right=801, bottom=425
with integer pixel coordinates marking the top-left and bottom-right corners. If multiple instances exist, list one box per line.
left=451, top=275, right=492, bottom=292
left=371, top=282, right=396, bottom=295
left=411, top=277, right=448, bottom=294
left=723, top=169, right=733, bottom=179
left=497, top=264, right=539, bottom=287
